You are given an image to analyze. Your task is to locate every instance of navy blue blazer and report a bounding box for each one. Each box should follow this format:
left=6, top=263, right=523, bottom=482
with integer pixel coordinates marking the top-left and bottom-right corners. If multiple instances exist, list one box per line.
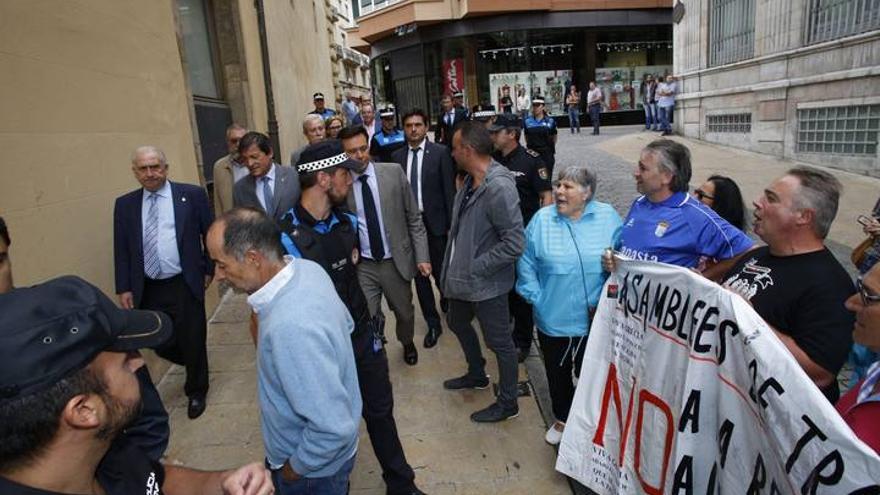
left=113, top=181, right=214, bottom=306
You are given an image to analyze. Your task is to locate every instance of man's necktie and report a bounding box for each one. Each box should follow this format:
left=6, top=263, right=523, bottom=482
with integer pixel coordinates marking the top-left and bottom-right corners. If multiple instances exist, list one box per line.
left=262, top=176, right=275, bottom=218
left=143, top=193, right=161, bottom=279
left=359, top=175, right=385, bottom=260
left=410, top=147, right=421, bottom=206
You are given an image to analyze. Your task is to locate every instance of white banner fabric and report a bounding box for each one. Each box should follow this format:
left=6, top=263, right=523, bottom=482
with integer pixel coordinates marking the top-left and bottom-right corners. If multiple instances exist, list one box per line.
left=556, top=258, right=880, bottom=494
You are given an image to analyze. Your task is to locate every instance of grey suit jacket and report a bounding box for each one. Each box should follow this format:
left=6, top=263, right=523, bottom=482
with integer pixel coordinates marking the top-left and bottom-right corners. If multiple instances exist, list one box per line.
left=348, top=162, right=429, bottom=281
left=233, top=163, right=301, bottom=223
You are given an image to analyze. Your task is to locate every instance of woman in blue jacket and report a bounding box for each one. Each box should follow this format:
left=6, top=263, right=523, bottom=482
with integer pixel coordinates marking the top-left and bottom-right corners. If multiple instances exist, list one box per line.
left=516, top=166, right=622, bottom=445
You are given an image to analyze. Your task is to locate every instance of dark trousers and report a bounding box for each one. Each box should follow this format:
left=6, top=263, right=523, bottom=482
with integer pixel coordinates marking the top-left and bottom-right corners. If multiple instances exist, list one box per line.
left=352, top=318, right=416, bottom=494
left=509, top=288, right=534, bottom=351
left=537, top=151, right=556, bottom=181
left=271, top=455, right=355, bottom=495
left=537, top=332, right=587, bottom=422
left=447, top=295, right=519, bottom=408
left=141, top=275, right=209, bottom=398
left=123, top=365, right=170, bottom=462
left=414, top=230, right=447, bottom=330
left=589, top=104, right=601, bottom=134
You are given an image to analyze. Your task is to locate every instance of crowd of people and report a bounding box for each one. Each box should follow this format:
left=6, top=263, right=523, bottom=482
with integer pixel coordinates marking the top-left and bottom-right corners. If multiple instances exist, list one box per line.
left=0, top=86, right=878, bottom=495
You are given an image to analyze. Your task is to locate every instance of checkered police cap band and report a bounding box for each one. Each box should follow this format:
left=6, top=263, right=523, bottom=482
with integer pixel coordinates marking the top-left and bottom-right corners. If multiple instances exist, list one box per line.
left=473, top=110, right=496, bottom=119
left=297, top=152, right=349, bottom=174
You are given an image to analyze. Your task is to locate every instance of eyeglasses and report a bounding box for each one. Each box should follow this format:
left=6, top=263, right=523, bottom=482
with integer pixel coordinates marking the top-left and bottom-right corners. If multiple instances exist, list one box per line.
left=694, top=189, right=714, bottom=201
left=856, top=277, right=880, bottom=306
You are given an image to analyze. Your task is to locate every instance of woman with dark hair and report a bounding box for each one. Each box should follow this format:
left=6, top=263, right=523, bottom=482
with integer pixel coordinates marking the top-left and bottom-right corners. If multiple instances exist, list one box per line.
left=693, top=174, right=747, bottom=231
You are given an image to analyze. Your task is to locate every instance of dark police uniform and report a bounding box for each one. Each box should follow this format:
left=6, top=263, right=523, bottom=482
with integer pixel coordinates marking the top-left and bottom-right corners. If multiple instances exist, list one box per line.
left=370, top=128, right=406, bottom=164
left=0, top=437, right=165, bottom=494
left=309, top=107, right=336, bottom=120
left=523, top=114, right=558, bottom=177
left=493, top=144, right=551, bottom=354
left=279, top=204, right=417, bottom=495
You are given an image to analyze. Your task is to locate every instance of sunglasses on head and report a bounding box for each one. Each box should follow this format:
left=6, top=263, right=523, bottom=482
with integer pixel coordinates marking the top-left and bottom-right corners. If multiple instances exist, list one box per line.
left=694, top=189, right=714, bottom=201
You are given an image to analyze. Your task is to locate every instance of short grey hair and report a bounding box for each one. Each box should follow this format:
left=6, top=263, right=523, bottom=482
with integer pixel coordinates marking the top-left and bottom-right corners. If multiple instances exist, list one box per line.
left=643, top=139, right=692, bottom=193
left=555, top=166, right=597, bottom=198
left=131, top=146, right=167, bottom=166
left=216, top=207, right=285, bottom=262
left=786, top=166, right=841, bottom=239
left=302, top=114, right=324, bottom=133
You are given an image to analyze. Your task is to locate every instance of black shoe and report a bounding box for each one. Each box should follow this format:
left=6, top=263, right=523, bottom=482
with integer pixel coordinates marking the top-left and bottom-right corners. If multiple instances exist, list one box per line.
left=403, top=342, right=418, bottom=365
left=440, top=298, right=449, bottom=313
left=390, top=489, right=427, bottom=495
left=444, top=374, right=490, bottom=390
left=517, top=347, right=529, bottom=363
left=187, top=396, right=207, bottom=419
left=470, top=402, right=519, bottom=423
left=423, top=326, right=442, bottom=348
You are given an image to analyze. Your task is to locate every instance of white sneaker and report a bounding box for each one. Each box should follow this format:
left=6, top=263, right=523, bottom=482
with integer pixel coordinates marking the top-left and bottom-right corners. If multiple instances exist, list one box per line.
left=545, top=423, right=565, bottom=445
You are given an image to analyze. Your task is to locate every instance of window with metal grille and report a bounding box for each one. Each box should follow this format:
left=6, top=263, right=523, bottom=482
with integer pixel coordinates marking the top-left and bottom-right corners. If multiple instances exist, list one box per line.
left=797, top=105, right=880, bottom=155
left=709, top=0, right=756, bottom=66
left=706, top=113, right=752, bottom=133
left=805, top=0, right=880, bottom=45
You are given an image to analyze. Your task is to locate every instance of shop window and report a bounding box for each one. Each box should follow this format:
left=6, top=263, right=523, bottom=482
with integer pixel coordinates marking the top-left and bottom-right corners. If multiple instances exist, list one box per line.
left=706, top=113, right=752, bottom=133
left=177, top=0, right=222, bottom=99
left=797, top=104, right=880, bottom=155
left=805, top=0, right=880, bottom=44
left=595, top=41, right=672, bottom=113
left=709, top=0, right=755, bottom=66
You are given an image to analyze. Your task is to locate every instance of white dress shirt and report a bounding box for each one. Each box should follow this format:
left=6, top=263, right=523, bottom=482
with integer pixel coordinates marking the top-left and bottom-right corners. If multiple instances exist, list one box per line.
left=232, top=159, right=249, bottom=183
left=141, top=180, right=181, bottom=279
left=255, top=163, right=277, bottom=213
left=406, top=139, right=425, bottom=212
left=351, top=162, right=392, bottom=260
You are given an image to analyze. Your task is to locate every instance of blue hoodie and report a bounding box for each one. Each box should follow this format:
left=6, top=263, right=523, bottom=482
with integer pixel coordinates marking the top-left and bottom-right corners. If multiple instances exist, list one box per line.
left=517, top=202, right=622, bottom=337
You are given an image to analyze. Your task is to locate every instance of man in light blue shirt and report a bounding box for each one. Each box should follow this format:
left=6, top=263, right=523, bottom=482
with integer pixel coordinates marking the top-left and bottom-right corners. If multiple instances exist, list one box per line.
left=207, top=207, right=361, bottom=494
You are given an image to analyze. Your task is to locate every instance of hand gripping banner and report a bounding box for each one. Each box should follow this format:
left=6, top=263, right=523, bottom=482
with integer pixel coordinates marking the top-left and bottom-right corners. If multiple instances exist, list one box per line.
left=556, top=258, right=880, bottom=494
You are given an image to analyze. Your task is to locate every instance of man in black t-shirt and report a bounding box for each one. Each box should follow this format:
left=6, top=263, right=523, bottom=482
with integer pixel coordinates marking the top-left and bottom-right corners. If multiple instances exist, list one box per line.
left=723, top=166, right=855, bottom=402
left=0, top=277, right=272, bottom=495
left=489, top=114, right=552, bottom=362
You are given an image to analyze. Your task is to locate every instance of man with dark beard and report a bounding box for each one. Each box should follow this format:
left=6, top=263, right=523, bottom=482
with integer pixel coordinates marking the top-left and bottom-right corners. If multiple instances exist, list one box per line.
left=279, top=141, right=425, bottom=495
left=0, top=276, right=273, bottom=494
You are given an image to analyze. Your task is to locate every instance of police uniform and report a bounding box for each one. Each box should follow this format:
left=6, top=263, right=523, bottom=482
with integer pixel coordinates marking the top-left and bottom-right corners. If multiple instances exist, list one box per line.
left=279, top=142, right=419, bottom=494
left=493, top=145, right=551, bottom=227
left=523, top=110, right=558, bottom=177
left=309, top=92, right=336, bottom=120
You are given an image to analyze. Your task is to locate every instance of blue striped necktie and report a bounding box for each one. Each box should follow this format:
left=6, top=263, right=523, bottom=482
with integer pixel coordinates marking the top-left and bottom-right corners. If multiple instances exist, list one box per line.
left=143, top=193, right=161, bottom=279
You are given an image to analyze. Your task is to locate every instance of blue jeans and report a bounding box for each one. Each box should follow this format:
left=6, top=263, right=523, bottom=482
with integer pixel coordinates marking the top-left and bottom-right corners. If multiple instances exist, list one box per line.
left=589, top=104, right=601, bottom=134
left=643, top=103, right=656, bottom=129
left=658, top=105, right=673, bottom=132
left=272, top=456, right=355, bottom=495
left=568, top=107, right=580, bottom=132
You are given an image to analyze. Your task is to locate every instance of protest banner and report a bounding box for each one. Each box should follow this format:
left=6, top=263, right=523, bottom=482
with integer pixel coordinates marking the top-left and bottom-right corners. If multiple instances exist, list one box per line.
left=556, top=258, right=880, bottom=494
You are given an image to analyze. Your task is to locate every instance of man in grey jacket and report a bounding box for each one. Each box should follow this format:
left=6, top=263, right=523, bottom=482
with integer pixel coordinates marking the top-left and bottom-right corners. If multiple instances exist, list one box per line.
left=441, top=121, right=524, bottom=423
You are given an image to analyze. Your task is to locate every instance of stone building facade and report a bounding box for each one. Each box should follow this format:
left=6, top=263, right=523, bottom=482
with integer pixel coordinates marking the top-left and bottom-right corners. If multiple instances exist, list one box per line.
left=674, top=0, right=880, bottom=176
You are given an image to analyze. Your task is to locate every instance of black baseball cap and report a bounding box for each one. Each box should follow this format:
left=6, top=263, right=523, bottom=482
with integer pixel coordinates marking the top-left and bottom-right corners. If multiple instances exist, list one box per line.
left=296, top=140, right=360, bottom=174
left=0, top=276, right=172, bottom=401
left=488, top=113, right=522, bottom=132
left=313, top=92, right=325, bottom=100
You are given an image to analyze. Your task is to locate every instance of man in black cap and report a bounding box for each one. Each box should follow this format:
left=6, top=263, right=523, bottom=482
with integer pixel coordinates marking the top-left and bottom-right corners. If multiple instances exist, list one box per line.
left=278, top=140, right=425, bottom=495
left=523, top=96, right=558, bottom=179
left=0, top=276, right=273, bottom=495
left=489, top=114, right=553, bottom=362
left=309, top=92, right=336, bottom=120
left=369, top=106, right=406, bottom=164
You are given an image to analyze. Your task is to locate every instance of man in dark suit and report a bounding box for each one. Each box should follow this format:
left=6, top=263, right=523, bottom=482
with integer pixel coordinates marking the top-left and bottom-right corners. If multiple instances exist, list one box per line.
left=392, top=109, right=455, bottom=348
left=351, top=101, right=381, bottom=144
left=233, top=131, right=301, bottom=223
left=114, top=145, right=213, bottom=419
left=435, top=95, right=468, bottom=147
left=339, top=125, right=431, bottom=366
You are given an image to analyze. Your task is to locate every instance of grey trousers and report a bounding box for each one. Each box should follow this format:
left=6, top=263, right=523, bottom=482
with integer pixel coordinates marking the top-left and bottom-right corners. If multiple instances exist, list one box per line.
left=358, top=258, right=415, bottom=345
left=447, top=294, right=519, bottom=408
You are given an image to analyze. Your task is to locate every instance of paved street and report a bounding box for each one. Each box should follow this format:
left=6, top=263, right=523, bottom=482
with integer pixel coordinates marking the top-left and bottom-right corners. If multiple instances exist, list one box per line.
left=155, top=125, right=878, bottom=494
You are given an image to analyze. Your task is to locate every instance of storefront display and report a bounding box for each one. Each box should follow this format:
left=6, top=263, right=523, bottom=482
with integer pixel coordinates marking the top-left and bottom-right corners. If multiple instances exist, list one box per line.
left=489, top=70, right=572, bottom=115
left=594, top=65, right=671, bottom=112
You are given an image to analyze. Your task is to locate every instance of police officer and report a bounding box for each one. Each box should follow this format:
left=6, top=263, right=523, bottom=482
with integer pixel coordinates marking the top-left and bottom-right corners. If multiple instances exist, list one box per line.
left=370, top=106, right=406, bottom=163
left=281, top=141, right=425, bottom=495
left=489, top=114, right=553, bottom=362
left=523, top=96, right=558, bottom=178
left=309, top=92, right=336, bottom=120
left=471, top=102, right=497, bottom=129
left=452, top=91, right=470, bottom=120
